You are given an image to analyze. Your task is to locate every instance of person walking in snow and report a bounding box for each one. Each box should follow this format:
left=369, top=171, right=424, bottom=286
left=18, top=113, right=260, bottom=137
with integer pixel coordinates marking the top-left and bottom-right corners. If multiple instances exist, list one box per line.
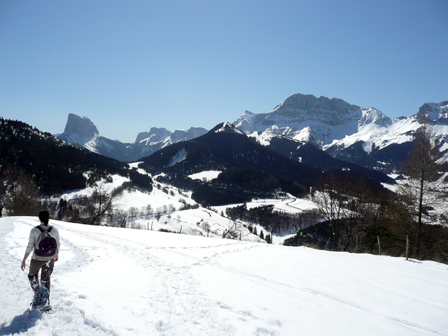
left=21, top=210, right=60, bottom=308
left=0, top=200, right=3, bottom=217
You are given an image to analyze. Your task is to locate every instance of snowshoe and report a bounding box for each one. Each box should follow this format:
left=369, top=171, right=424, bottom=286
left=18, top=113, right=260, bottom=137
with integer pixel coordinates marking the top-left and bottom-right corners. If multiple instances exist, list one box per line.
left=31, top=286, right=50, bottom=311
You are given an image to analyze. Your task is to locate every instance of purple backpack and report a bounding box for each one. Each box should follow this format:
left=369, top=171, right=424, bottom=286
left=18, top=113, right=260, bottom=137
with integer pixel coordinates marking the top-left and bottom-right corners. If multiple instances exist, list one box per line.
left=34, top=226, right=57, bottom=258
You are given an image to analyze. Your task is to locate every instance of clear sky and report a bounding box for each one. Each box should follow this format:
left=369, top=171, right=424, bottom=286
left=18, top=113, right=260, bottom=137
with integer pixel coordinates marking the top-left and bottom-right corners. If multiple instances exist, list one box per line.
left=1, top=0, right=447, bottom=143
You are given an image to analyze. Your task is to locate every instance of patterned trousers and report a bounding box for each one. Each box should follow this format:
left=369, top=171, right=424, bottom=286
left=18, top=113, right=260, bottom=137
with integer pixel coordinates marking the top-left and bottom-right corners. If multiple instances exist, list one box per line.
left=28, top=259, right=55, bottom=293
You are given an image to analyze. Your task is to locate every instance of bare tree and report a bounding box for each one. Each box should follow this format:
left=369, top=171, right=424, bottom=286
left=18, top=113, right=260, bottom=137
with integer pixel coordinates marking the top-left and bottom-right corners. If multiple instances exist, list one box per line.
left=311, top=173, right=350, bottom=251
left=341, top=177, right=388, bottom=252
left=400, top=124, right=443, bottom=255
left=109, top=209, right=128, bottom=228
left=222, top=221, right=240, bottom=239
left=202, top=222, right=211, bottom=236
left=86, top=182, right=121, bottom=225
left=168, top=203, right=176, bottom=213
left=3, top=170, right=41, bottom=216
left=311, top=172, right=383, bottom=251
left=145, top=204, right=153, bottom=216
left=128, top=207, right=140, bottom=218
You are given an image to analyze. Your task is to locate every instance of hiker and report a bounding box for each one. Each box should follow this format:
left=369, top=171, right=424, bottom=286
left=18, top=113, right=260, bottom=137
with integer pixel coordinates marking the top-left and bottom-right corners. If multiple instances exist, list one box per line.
left=0, top=200, right=3, bottom=217
left=21, top=210, right=60, bottom=308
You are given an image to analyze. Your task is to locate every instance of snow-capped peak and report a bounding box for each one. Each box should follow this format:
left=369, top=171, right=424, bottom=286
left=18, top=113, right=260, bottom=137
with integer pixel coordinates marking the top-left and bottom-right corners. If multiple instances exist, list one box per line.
left=358, top=108, right=392, bottom=129
left=233, top=111, right=257, bottom=133
left=212, top=122, right=245, bottom=135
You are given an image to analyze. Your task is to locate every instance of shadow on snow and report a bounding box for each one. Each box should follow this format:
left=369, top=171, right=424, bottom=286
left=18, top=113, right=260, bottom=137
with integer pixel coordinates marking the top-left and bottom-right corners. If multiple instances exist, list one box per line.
left=0, top=309, right=42, bottom=336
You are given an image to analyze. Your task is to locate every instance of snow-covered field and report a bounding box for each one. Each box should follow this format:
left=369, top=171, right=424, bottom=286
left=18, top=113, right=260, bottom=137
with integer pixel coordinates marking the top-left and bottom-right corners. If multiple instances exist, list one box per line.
left=54, top=173, right=316, bottom=244
left=1, top=217, right=447, bottom=336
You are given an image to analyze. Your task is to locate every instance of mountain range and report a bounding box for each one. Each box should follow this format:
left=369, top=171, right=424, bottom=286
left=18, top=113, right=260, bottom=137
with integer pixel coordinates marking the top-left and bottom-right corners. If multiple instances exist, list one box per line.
left=139, top=122, right=393, bottom=206
left=0, top=115, right=392, bottom=205
left=55, top=93, right=448, bottom=174
left=56, top=113, right=207, bottom=162
left=235, top=94, right=448, bottom=172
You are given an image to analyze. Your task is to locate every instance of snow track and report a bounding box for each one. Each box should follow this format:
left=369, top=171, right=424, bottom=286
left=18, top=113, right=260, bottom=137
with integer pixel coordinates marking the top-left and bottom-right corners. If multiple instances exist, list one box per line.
left=1, top=217, right=447, bottom=336
left=51, top=222, right=237, bottom=335
left=0, top=218, right=117, bottom=336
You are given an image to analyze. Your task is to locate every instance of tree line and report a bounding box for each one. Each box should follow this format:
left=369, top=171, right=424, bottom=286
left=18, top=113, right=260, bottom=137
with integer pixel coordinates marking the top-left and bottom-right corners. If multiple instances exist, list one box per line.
left=285, top=125, right=448, bottom=263
left=226, top=203, right=320, bottom=242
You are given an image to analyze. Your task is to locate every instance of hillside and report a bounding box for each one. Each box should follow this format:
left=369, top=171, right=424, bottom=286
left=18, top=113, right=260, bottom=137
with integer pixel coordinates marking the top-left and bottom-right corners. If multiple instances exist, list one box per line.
left=141, top=123, right=321, bottom=180
left=140, top=123, right=321, bottom=204
left=0, top=118, right=152, bottom=194
left=140, top=122, right=394, bottom=205
left=249, top=132, right=393, bottom=184
left=1, top=217, right=447, bottom=335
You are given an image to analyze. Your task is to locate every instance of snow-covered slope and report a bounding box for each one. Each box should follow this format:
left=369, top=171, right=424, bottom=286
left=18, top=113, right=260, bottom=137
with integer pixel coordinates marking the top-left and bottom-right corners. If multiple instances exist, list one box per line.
left=326, top=101, right=448, bottom=154
left=326, top=114, right=418, bottom=154
left=324, top=104, right=448, bottom=172
left=1, top=217, right=447, bottom=336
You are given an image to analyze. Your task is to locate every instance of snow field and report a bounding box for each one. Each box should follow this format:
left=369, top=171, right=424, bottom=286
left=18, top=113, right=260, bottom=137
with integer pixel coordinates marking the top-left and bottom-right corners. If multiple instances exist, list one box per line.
left=57, top=173, right=317, bottom=244
left=1, top=217, right=448, bottom=336
left=188, top=170, right=222, bottom=182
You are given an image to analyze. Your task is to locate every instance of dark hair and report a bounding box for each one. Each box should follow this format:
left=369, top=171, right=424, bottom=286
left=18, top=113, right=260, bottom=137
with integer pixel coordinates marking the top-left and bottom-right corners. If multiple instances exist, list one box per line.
left=38, top=210, right=50, bottom=225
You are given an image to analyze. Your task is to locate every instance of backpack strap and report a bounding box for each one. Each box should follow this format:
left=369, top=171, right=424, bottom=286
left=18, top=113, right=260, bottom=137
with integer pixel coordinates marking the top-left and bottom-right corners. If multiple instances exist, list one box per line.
left=34, top=226, right=44, bottom=250
left=35, top=225, right=53, bottom=232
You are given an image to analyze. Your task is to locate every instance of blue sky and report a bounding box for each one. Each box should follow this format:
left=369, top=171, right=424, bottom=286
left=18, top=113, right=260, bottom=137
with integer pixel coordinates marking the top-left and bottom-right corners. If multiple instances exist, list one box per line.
left=1, top=0, right=447, bottom=143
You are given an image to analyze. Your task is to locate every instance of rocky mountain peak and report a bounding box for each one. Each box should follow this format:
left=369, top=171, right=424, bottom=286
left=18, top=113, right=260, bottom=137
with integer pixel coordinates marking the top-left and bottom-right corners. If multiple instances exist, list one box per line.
left=135, top=127, right=171, bottom=144
left=135, top=127, right=207, bottom=145
left=275, top=93, right=359, bottom=113
left=416, top=101, right=448, bottom=124
left=63, top=113, right=99, bottom=137
left=270, top=93, right=362, bottom=126
left=233, top=93, right=365, bottom=147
